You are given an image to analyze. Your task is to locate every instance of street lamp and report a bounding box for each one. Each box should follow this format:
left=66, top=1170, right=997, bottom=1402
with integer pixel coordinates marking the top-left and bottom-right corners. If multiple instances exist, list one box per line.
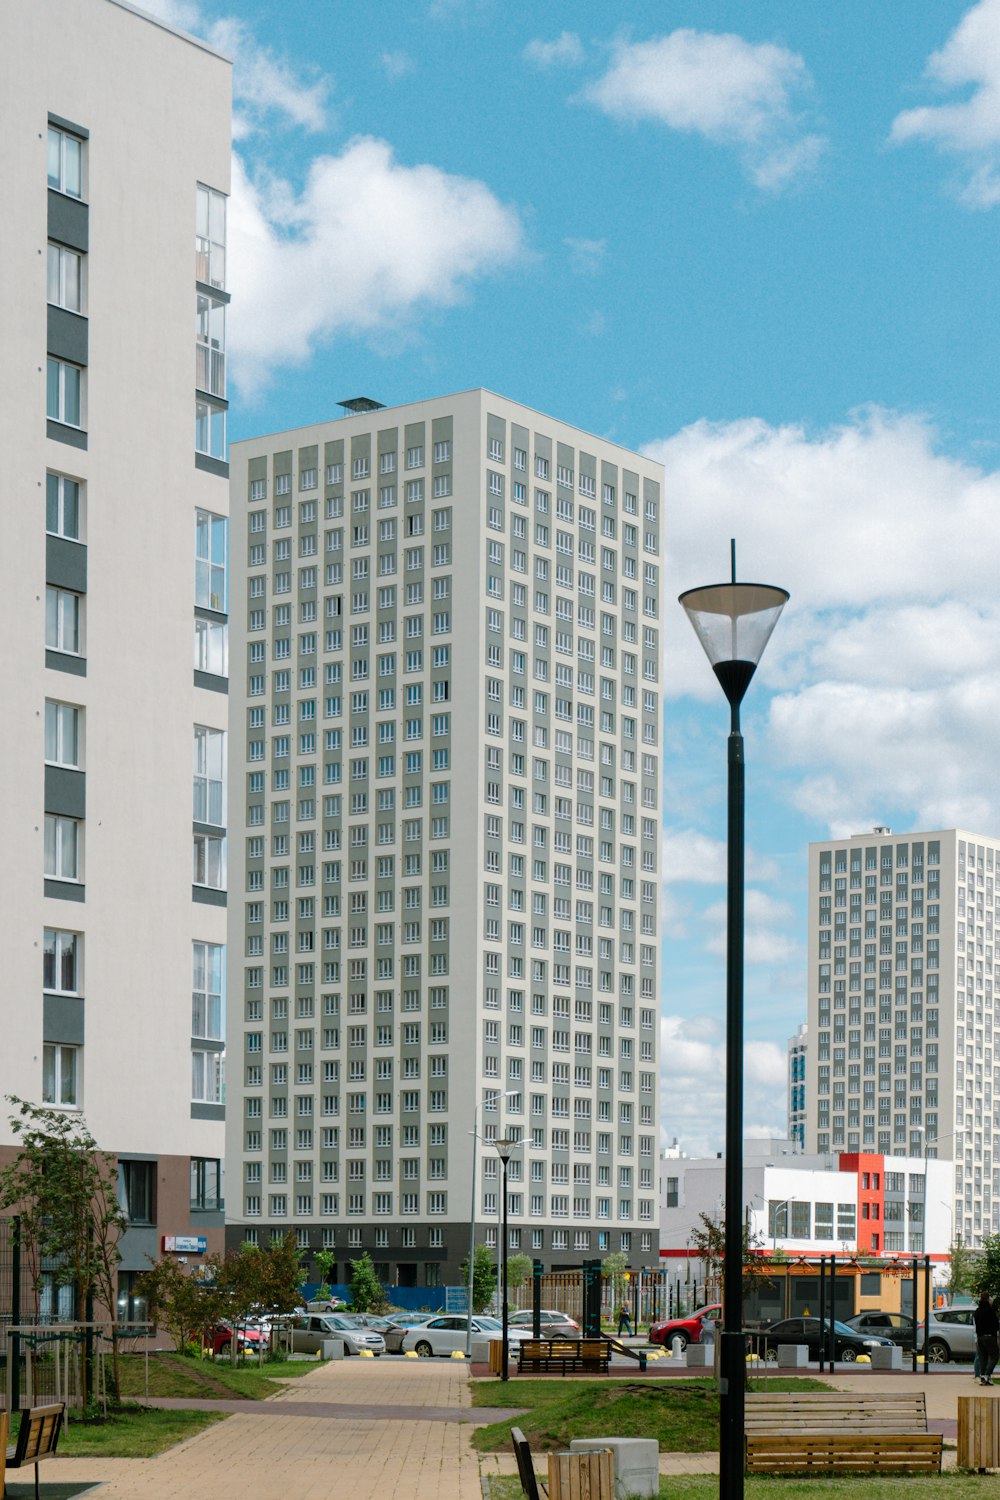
left=495, top=1135, right=516, bottom=1381
left=679, top=546, right=787, bottom=1500
left=466, top=1088, right=517, bottom=1357
left=768, top=1198, right=796, bottom=1256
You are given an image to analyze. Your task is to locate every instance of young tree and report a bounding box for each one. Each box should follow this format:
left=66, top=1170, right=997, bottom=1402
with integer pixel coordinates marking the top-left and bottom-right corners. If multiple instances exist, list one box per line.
left=138, top=1255, right=224, bottom=1356
left=689, top=1211, right=767, bottom=1298
left=602, top=1250, right=629, bottom=1313
left=975, top=1233, right=1000, bottom=1302
left=460, top=1243, right=497, bottom=1314
left=506, top=1253, right=533, bottom=1294
left=348, top=1251, right=388, bottom=1313
left=313, top=1247, right=337, bottom=1301
left=0, top=1098, right=128, bottom=1404
left=948, top=1236, right=981, bottom=1298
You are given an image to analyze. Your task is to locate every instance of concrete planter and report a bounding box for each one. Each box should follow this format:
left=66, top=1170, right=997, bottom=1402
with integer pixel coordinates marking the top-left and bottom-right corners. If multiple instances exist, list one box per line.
left=777, top=1344, right=808, bottom=1367
left=870, top=1345, right=903, bottom=1370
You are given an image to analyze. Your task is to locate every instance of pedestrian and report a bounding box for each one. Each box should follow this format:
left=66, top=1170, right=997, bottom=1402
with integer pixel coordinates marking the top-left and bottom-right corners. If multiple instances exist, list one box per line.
left=617, top=1302, right=632, bottom=1337
left=974, top=1289, right=999, bottom=1386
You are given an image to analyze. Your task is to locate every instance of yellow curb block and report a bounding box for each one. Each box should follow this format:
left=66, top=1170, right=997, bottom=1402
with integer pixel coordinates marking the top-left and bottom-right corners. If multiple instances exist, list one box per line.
left=404, top=1350, right=419, bottom=1358
left=450, top=1350, right=467, bottom=1359
left=359, top=1350, right=374, bottom=1358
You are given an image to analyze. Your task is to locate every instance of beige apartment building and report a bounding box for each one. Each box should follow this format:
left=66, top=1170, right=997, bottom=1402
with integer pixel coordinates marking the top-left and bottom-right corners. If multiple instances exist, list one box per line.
left=228, top=393, right=663, bottom=1285
left=805, top=827, right=1000, bottom=1248
left=0, top=0, right=232, bottom=1313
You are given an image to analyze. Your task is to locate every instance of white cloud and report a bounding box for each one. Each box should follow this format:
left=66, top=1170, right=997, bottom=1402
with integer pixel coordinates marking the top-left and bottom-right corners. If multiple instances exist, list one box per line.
left=648, top=406, right=1000, bottom=838
left=381, top=50, right=415, bottom=81
left=137, top=0, right=332, bottom=136
left=228, top=141, right=523, bottom=394
left=582, top=30, right=825, bottom=189
left=660, top=1015, right=788, bottom=1156
left=524, top=32, right=585, bottom=69
left=891, top=0, right=1000, bottom=207
left=704, top=890, right=798, bottom=964
left=662, top=829, right=779, bottom=885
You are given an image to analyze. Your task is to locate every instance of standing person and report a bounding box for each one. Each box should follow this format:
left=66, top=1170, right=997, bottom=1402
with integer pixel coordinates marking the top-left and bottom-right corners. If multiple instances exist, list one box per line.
left=974, top=1290, right=999, bottom=1385
left=617, top=1301, right=632, bottom=1337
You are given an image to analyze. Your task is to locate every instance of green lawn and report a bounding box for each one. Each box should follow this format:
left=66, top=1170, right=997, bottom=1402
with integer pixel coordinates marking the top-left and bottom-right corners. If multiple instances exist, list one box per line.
left=470, top=1376, right=829, bottom=1453
left=117, top=1351, right=321, bottom=1401
left=487, top=1480, right=998, bottom=1500
left=11, top=1405, right=225, bottom=1459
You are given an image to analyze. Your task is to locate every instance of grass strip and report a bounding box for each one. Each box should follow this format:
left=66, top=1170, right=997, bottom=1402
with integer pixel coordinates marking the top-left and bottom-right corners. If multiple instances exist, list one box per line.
left=117, top=1351, right=320, bottom=1401
left=487, top=1477, right=1000, bottom=1500
left=55, top=1405, right=225, bottom=1458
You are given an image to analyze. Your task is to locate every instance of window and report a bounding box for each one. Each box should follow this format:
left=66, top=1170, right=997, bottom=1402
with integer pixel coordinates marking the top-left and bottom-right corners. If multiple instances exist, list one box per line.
left=193, top=725, right=225, bottom=825
left=44, top=928, right=80, bottom=993
left=196, top=293, right=226, bottom=397
left=192, top=1049, right=224, bottom=1105
left=44, top=814, right=80, bottom=882
left=195, top=616, right=228, bottom=676
left=48, top=125, right=83, bottom=198
left=193, top=831, right=226, bottom=890
left=196, top=182, right=227, bottom=289
left=191, top=1157, right=222, bottom=1211
left=46, top=473, right=82, bottom=540
left=47, top=358, right=83, bottom=428
left=119, top=1160, right=156, bottom=1225
left=43, top=1043, right=79, bottom=1107
left=192, top=941, right=224, bottom=1040
left=47, top=243, right=84, bottom=313
left=195, top=397, right=226, bottom=461
left=195, top=510, right=227, bottom=612
left=45, top=700, right=82, bottom=767
left=46, top=586, right=83, bottom=656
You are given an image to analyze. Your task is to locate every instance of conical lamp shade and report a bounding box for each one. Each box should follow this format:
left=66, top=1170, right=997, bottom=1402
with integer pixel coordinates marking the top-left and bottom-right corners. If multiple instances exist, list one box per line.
left=678, top=582, right=789, bottom=707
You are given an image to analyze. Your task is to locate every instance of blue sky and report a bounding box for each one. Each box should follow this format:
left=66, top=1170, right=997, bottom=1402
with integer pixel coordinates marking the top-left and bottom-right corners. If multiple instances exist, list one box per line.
left=151, top=0, right=1000, bottom=1153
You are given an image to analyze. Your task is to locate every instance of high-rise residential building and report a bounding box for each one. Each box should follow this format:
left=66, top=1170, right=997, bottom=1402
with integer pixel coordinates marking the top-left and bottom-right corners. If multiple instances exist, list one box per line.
left=787, top=1022, right=808, bottom=1149
left=0, top=0, right=232, bottom=1314
left=228, top=392, right=663, bottom=1284
left=805, top=827, right=1000, bottom=1248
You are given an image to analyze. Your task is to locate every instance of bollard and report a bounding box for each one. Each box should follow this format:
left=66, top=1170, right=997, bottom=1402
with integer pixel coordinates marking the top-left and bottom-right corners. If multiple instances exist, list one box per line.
left=671, top=1336, right=683, bottom=1359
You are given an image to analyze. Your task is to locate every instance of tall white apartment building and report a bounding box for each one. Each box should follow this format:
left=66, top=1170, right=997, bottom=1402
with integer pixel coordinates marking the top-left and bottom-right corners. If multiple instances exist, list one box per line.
left=805, top=828, right=1000, bottom=1248
left=0, top=0, right=232, bottom=1312
left=228, top=392, right=663, bottom=1285
left=787, top=1022, right=808, bottom=1149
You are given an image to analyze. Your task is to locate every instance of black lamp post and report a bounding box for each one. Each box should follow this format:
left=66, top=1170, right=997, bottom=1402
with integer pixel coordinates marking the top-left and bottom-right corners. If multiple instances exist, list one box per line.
left=679, top=545, right=787, bottom=1500
left=495, top=1135, right=515, bottom=1381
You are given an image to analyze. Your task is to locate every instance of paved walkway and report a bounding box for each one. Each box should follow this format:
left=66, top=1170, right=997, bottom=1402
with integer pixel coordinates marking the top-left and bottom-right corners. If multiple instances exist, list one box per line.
left=35, top=1355, right=989, bottom=1497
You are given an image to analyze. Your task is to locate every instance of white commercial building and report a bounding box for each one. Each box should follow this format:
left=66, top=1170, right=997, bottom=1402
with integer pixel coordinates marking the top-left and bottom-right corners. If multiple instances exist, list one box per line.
left=660, top=1139, right=954, bottom=1265
left=0, top=0, right=232, bottom=1311
left=805, top=828, right=1000, bottom=1247
left=227, top=391, right=663, bottom=1285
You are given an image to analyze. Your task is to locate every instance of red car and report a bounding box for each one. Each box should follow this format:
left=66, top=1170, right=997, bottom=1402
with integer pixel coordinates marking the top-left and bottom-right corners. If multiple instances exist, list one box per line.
left=649, top=1303, right=721, bottom=1349
left=206, top=1321, right=269, bottom=1356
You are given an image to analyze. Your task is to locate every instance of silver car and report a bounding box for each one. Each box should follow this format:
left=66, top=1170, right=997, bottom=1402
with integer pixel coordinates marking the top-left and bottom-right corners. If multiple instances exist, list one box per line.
left=922, top=1306, right=977, bottom=1363
left=290, top=1313, right=385, bottom=1356
left=508, top=1310, right=582, bottom=1339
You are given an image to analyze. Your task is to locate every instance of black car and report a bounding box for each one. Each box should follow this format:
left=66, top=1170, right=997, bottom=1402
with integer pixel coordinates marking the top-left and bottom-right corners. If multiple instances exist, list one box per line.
left=758, top=1316, right=894, bottom=1363
left=844, top=1310, right=916, bottom=1350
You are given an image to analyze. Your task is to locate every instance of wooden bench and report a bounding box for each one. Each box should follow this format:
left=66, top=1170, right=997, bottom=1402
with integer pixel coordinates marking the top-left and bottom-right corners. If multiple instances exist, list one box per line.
left=517, top=1338, right=610, bottom=1376
left=745, top=1391, right=942, bottom=1474
left=512, top=1425, right=547, bottom=1500
left=3, top=1403, right=65, bottom=1500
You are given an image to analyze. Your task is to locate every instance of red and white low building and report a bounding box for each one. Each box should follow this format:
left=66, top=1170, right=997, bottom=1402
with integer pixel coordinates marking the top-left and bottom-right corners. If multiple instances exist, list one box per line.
left=660, top=1137, right=954, bottom=1273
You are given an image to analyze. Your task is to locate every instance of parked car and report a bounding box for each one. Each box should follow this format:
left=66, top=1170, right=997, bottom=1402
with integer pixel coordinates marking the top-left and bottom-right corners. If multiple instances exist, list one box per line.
left=206, top=1321, right=269, bottom=1357
left=844, top=1311, right=917, bottom=1350
left=508, top=1310, right=582, bottom=1339
left=399, top=1314, right=530, bottom=1358
left=757, top=1316, right=894, bottom=1363
left=383, top=1314, right=439, bottom=1354
left=649, top=1304, right=722, bottom=1349
left=289, top=1313, right=385, bottom=1356
left=307, top=1297, right=344, bottom=1312
left=918, top=1306, right=977, bottom=1363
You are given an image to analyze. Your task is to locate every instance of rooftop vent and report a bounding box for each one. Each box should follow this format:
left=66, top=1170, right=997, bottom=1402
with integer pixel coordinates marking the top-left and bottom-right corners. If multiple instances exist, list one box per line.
left=338, top=397, right=385, bottom=414
left=872, top=825, right=892, bottom=835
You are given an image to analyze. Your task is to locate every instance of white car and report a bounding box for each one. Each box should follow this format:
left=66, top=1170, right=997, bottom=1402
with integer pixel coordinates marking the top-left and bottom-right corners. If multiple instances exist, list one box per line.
left=399, top=1314, right=530, bottom=1358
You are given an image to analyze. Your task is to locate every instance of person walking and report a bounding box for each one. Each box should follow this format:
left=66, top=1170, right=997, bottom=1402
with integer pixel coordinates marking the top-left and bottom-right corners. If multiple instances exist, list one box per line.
left=617, top=1302, right=632, bottom=1337
left=974, top=1290, right=999, bottom=1385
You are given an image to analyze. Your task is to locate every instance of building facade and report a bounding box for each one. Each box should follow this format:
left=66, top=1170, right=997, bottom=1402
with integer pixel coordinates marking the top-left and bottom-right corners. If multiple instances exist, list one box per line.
left=0, top=0, right=232, bottom=1313
left=787, top=1022, right=808, bottom=1149
left=805, top=827, right=1000, bottom=1248
left=227, top=391, right=663, bottom=1284
left=660, top=1139, right=954, bottom=1264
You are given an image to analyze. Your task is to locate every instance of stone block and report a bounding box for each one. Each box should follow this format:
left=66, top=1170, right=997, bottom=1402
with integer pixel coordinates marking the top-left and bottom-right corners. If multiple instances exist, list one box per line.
left=570, top=1437, right=659, bottom=1499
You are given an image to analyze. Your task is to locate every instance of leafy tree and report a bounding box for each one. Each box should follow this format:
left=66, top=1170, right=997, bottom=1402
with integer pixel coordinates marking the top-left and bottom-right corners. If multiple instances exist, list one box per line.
left=975, top=1233, right=1000, bottom=1302
left=348, top=1251, right=388, bottom=1313
left=947, top=1236, right=980, bottom=1297
left=0, top=1098, right=127, bottom=1404
left=138, top=1256, right=224, bottom=1356
left=506, top=1253, right=533, bottom=1293
left=602, top=1250, right=629, bottom=1311
left=460, top=1243, right=497, bottom=1314
left=313, top=1247, right=337, bottom=1300
left=689, top=1211, right=767, bottom=1297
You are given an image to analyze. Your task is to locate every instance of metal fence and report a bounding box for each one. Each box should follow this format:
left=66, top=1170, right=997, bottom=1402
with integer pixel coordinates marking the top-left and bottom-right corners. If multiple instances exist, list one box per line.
left=2, top=1322, right=154, bottom=1413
